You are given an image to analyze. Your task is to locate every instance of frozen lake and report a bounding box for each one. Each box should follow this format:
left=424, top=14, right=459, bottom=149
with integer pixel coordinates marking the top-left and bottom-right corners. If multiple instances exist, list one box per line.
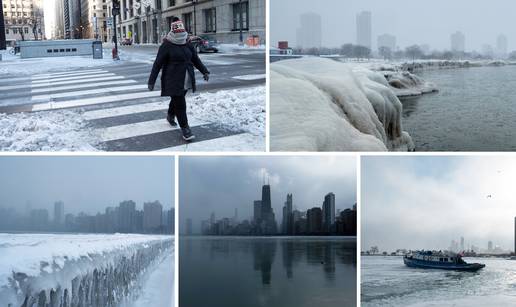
left=401, top=65, right=516, bottom=151
left=180, top=236, right=357, bottom=307
left=361, top=256, right=516, bottom=306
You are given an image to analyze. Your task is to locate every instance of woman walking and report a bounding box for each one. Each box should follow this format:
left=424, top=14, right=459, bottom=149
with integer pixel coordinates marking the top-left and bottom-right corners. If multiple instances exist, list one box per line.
left=148, top=17, right=210, bottom=141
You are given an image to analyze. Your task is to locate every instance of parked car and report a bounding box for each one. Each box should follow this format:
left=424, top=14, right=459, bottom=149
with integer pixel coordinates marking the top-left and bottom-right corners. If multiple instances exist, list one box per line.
left=120, top=38, right=132, bottom=46
left=188, top=35, right=218, bottom=53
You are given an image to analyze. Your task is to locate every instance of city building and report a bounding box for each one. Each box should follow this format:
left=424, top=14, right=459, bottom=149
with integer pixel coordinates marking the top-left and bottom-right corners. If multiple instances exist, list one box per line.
left=281, top=193, right=293, bottom=235
left=119, top=200, right=136, bottom=233
left=253, top=200, right=261, bottom=223
left=496, top=34, right=508, bottom=57
left=30, top=208, right=49, bottom=230
left=259, top=183, right=277, bottom=235
left=2, top=0, right=45, bottom=46
left=488, top=240, right=493, bottom=252
left=356, top=11, right=372, bottom=49
left=295, top=12, right=321, bottom=49
left=143, top=201, right=163, bottom=233
left=307, top=207, right=322, bottom=234
left=54, top=201, right=64, bottom=226
left=53, top=0, right=82, bottom=39
left=450, top=31, right=465, bottom=53
left=322, top=192, right=335, bottom=233
left=460, top=236, right=464, bottom=251
left=377, top=33, right=396, bottom=52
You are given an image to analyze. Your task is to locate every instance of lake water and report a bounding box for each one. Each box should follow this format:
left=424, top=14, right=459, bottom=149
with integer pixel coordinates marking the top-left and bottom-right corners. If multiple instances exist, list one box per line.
left=362, top=256, right=516, bottom=306
left=180, top=236, right=356, bottom=307
left=401, top=65, right=516, bottom=151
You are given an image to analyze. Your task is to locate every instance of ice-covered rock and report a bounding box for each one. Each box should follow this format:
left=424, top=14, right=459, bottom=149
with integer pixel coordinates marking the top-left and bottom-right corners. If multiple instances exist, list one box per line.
left=270, top=57, right=414, bottom=152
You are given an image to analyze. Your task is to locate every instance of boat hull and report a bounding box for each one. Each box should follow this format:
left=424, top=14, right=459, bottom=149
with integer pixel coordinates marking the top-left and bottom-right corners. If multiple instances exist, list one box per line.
left=404, top=257, right=485, bottom=271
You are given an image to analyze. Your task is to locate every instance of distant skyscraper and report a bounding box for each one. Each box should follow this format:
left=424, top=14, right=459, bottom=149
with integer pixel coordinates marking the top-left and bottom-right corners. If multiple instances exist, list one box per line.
left=322, top=193, right=335, bottom=233
left=496, top=34, right=508, bottom=57
left=282, top=194, right=293, bottom=235
left=307, top=207, right=322, bottom=234
left=356, top=11, right=372, bottom=49
left=119, top=200, right=136, bottom=233
left=259, top=184, right=277, bottom=235
left=460, top=237, right=464, bottom=251
left=186, top=218, right=193, bottom=235
left=488, top=241, right=493, bottom=252
left=143, top=201, right=163, bottom=233
left=377, top=33, right=396, bottom=52
left=30, top=209, right=49, bottom=231
left=451, top=31, right=465, bottom=52
left=253, top=200, right=262, bottom=224
left=296, top=12, right=322, bottom=49
left=54, top=201, right=64, bottom=225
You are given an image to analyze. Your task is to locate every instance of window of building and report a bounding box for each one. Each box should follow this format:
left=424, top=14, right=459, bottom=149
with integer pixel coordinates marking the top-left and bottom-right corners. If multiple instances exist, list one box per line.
left=24, top=27, right=28, bottom=34
left=23, top=12, right=27, bottom=16
left=13, top=28, right=17, bottom=34
left=5, top=28, right=9, bottom=34
left=232, top=1, right=249, bottom=31
left=129, top=0, right=133, bottom=17
left=93, top=5, right=96, bottom=9
left=182, top=12, right=193, bottom=34
left=168, top=0, right=175, bottom=7
left=94, top=13, right=96, bottom=17
left=204, top=8, right=216, bottom=33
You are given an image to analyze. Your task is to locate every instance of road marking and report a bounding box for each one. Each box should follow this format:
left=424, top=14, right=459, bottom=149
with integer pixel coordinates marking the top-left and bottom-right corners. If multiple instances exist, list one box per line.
left=155, top=133, right=259, bottom=152
left=31, top=85, right=148, bottom=101
left=30, top=76, right=126, bottom=88
left=31, top=73, right=116, bottom=84
left=32, top=69, right=106, bottom=79
left=31, top=91, right=161, bottom=111
left=232, top=74, right=266, bottom=80
left=31, top=79, right=137, bottom=94
left=83, top=101, right=167, bottom=120
left=98, top=118, right=206, bottom=142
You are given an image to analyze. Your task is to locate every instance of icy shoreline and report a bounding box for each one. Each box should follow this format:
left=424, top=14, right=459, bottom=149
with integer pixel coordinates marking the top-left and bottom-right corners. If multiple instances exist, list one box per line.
left=271, top=57, right=422, bottom=152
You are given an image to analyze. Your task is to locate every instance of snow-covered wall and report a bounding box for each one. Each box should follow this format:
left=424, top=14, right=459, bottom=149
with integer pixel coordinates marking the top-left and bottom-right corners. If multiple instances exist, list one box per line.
left=270, top=57, right=416, bottom=151
left=0, top=234, right=173, bottom=307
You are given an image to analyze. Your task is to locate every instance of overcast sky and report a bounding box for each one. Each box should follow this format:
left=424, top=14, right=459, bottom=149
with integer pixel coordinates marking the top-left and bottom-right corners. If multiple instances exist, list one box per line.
left=271, top=0, right=516, bottom=51
left=362, top=156, right=516, bottom=253
left=0, top=156, right=174, bottom=215
left=180, top=156, right=356, bottom=232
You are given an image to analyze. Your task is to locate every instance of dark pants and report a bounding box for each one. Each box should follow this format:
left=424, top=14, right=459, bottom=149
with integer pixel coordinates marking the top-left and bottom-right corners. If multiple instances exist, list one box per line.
left=168, top=91, right=188, bottom=128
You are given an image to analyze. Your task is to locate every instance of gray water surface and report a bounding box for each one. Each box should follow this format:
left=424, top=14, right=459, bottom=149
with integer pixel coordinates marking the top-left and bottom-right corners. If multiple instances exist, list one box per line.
left=401, top=65, right=516, bottom=151
left=180, top=236, right=356, bottom=307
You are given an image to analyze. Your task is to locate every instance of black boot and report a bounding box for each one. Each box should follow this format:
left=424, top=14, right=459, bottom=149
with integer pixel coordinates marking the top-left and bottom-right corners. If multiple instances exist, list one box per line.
left=166, top=114, right=177, bottom=127
left=181, top=127, right=195, bottom=141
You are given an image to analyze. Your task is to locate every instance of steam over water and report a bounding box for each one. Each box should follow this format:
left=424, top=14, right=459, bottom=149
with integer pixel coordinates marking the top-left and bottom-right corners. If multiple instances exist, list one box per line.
left=362, top=256, right=516, bottom=306
left=180, top=237, right=357, bottom=307
left=401, top=65, right=516, bottom=151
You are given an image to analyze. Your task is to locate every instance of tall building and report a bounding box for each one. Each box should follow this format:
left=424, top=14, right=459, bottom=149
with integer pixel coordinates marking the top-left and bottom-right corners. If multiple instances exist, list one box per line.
left=377, top=33, right=396, bottom=52
left=322, top=193, right=335, bottom=233
left=356, top=11, right=372, bottom=49
left=259, top=183, right=277, bottom=235
left=2, top=0, right=45, bottom=46
left=488, top=240, right=493, bottom=252
left=307, top=207, right=322, bottom=234
left=143, top=201, right=163, bottom=233
left=30, top=209, right=49, bottom=231
left=186, top=218, right=193, bottom=235
left=295, top=12, right=321, bottom=49
left=54, top=201, right=64, bottom=226
left=450, top=31, right=465, bottom=53
left=460, top=236, right=464, bottom=251
left=118, top=200, right=136, bottom=233
left=281, top=193, right=293, bottom=235
left=496, top=34, right=508, bottom=57
left=53, top=0, right=82, bottom=39
left=253, top=200, right=262, bottom=223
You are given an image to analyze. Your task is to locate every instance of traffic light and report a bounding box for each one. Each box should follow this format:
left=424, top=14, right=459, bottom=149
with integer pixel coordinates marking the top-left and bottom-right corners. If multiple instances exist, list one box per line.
left=112, top=0, right=121, bottom=16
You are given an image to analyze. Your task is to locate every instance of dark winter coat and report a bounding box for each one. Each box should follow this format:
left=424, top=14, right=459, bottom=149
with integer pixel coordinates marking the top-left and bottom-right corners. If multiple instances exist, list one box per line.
left=148, top=40, right=209, bottom=97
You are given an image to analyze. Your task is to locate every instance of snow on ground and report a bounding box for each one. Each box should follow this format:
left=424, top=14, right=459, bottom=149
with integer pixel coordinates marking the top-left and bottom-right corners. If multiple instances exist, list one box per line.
left=127, top=252, right=174, bottom=307
left=217, top=43, right=265, bottom=53
left=271, top=57, right=414, bottom=152
left=0, top=109, right=99, bottom=151
left=0, top=233, right=172, bottom=288
left=188, top=85, right=265, bottom=137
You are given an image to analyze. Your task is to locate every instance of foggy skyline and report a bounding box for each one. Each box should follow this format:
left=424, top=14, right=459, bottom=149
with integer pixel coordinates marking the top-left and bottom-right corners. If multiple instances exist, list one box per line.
left=180, top=156, right=356, bottom=232
left=271, top=0, right=516, bottom=51
left=0, top=156, right=175, bottom=216
left=362, top=156, right=516, bottom=252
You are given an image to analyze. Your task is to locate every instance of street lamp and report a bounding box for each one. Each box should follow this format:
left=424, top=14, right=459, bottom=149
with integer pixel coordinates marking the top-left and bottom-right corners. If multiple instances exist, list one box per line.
left=193, top=0, right=197, bottom=36
left=239, top=0, right=243, bottom=44
left=0, top=0, right=6, bottom=49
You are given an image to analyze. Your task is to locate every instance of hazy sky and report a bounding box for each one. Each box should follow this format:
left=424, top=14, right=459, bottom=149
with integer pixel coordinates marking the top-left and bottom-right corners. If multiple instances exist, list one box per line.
left=0, top=156, right=174, bottom=215
left=180, top=156, right=357, bottom=232
left=362, top=156, right=516, bottom=253
left=271, top=0, right=516, bottom=51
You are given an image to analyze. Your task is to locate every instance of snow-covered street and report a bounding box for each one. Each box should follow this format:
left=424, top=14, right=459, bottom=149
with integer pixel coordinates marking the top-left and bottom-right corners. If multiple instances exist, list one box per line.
left=0, top=45, right=265, bottom=151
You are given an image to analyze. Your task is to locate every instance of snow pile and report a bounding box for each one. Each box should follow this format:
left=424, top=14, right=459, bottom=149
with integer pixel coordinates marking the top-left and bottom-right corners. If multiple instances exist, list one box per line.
left=0, top=234, right=173, bottom=306
left=217, top=44, right=266, bottom=54
left=381, top=71, right=438, bottom=97
left=0, top=110, right=99, bottom=151
left=270, top=57, right=414, bottom=151
left=188, top=85, right=266, bottom=137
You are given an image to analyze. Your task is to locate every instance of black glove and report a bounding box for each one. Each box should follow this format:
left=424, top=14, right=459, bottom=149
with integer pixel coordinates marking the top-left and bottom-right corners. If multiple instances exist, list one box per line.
left=203, top=73, right=210, bottom=82
left=148, top=83, right=154, bottom=91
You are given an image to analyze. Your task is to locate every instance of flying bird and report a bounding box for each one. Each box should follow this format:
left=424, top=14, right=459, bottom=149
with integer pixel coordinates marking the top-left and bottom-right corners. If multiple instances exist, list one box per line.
left=486, top=195, right=492, bottom=198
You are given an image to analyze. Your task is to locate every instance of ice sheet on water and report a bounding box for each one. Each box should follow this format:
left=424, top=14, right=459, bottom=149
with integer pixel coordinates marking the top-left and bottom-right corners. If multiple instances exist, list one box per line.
left=270, top=57, right=414, bottom=151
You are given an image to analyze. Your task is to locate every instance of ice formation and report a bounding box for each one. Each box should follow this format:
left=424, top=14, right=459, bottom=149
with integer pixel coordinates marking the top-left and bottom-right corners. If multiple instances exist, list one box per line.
left=270, top=57, right=415, bottom=151
left=0, top=234, right=173, bottom=306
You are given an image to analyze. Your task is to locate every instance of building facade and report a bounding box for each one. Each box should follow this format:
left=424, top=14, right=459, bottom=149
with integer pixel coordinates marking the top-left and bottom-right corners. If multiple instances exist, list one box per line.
left=322, top=192, right=335, bottom=233
left=54, top=201, right=64, bottom=225
left=356, top=11, right=371, bottom=49
left=143, top=201, right=163, bottom=232
left=451, top=31, right=465, bottom=53
left=377, top=33, right=396, bottom=52
left=2, top=0, right=45, bottom=45
left=295, top=11, right=321, bottom=49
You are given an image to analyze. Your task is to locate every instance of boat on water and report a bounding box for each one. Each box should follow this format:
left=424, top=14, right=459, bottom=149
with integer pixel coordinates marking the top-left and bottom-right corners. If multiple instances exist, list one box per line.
left=403, top=250, right=485, bottom=271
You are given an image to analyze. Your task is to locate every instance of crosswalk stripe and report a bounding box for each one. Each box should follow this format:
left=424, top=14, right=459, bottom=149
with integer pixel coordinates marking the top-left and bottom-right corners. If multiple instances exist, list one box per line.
left=232, top=74, right=266, bottom=81
left=30, top=79, right=137, bottom=94
left=31, top=85, right=148, bottom=101
left=31, top=73, right=116, bottom=84
left=31, top=91, right=161, bottom=111
left=0, top=84, right=23, bottom=91
left=83, top=101, right=167, bottom=120
left=32, top=69, right=106, bottom=79
left=30, top=76, right=126, bottom=89
left=154, top=133, right=259, bottom=152
left=97, top=118, right=206, bottom=142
